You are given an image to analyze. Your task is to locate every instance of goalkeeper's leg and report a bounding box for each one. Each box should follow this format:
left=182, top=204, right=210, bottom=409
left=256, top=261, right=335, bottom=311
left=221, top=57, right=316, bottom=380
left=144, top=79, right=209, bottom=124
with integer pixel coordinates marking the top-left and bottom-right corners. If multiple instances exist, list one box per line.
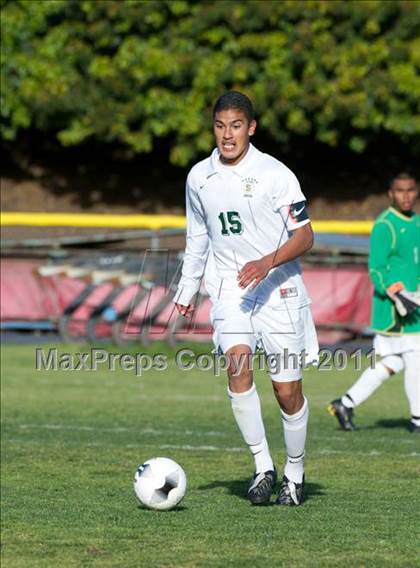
left=329, top=355, right=404, bottom=430
left=343, top=354, right=404, bottom=408
left=402, top=350, right=420, bottom=432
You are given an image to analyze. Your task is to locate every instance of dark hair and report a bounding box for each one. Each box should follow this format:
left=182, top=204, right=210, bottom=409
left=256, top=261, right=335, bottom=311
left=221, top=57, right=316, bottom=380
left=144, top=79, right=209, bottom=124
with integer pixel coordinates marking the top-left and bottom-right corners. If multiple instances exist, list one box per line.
left=390, top=172, right=416, bottom=187
left=213, top=91, right=255, bottom=123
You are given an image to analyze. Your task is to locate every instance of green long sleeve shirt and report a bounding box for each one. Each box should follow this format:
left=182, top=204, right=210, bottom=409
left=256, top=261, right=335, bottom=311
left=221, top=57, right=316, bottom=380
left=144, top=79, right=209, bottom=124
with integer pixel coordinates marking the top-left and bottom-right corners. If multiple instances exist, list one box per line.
left=368, top=207, right=420, bottom=335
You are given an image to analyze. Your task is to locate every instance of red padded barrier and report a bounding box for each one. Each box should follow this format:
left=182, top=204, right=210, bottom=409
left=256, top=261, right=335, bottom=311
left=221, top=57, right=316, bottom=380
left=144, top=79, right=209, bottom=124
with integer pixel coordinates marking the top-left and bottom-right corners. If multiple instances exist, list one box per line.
left=1, top=259, right=372, bottom=343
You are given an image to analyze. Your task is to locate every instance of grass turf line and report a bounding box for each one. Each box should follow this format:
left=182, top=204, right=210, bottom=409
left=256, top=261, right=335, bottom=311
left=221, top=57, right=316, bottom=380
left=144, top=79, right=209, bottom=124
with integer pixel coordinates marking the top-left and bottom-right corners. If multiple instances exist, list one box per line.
left=1, top=344, right=419, bottom=567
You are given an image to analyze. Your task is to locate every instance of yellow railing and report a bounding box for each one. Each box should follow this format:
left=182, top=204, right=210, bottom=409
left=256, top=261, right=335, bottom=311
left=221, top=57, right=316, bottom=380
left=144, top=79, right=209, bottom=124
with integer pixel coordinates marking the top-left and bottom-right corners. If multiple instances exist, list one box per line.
left=0, top=213, right=186, bottom=230
left=0, top=213, right=373, bottom=234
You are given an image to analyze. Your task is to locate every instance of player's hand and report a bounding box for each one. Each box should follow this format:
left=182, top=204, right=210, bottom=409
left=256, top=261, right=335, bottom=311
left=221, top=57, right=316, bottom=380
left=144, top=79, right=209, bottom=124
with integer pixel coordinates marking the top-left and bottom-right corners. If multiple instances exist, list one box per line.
left=175, top=303, right=195, bottom=318
left=237, top=257, right=271, bottom=290
left=386, top=282, right=420, bottom=317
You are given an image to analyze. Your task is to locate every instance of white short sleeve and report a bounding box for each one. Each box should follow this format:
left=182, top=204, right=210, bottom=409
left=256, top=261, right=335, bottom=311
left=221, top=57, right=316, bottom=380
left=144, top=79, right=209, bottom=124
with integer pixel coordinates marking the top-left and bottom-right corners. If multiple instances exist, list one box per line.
left=271, top=168, right=310, bottom=231
left=271, top=169, right=306, bottom=211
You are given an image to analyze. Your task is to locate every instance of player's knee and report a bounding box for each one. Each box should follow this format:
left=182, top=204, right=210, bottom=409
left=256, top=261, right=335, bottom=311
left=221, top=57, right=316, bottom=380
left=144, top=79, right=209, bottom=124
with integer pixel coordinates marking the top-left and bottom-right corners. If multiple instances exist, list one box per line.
left=228, top=372, right=253, bottom=393
left=228, top=361, right=252, bottom=391
left=226, top=347, right=252, bottom=380
left=272, top=381, right=303, bottom=414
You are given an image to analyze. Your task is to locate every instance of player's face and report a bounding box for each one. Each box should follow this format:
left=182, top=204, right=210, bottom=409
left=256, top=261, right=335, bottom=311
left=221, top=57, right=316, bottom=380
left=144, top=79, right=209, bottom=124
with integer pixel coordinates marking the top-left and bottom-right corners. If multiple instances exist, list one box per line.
left=213, top=109, right=256, bottom=165
left=389, top=178, right=418, bottom=213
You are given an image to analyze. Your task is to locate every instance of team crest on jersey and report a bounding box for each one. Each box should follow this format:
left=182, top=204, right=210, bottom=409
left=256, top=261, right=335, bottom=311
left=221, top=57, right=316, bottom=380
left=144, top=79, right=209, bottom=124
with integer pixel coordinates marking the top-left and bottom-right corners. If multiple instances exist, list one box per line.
left=242, top=177, right=258, bottom=197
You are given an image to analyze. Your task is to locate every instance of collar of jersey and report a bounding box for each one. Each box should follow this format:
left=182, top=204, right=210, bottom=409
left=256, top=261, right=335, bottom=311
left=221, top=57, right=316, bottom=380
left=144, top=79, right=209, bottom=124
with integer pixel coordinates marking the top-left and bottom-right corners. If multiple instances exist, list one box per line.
left=388, top=206, right=415, bottom=222
left=209, top=143, right=258, bottom=177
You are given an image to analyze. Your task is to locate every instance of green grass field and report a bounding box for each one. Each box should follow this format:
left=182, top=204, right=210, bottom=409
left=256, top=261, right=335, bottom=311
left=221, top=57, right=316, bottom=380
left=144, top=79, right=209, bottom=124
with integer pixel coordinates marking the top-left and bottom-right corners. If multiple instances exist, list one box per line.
left=1, top=343, right=419, bottom=568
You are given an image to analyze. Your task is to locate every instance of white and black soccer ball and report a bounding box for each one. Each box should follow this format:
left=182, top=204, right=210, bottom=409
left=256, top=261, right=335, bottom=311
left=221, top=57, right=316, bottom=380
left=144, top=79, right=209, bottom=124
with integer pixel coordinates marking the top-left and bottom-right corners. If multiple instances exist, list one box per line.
left=134, top=457, right=187, bottom=511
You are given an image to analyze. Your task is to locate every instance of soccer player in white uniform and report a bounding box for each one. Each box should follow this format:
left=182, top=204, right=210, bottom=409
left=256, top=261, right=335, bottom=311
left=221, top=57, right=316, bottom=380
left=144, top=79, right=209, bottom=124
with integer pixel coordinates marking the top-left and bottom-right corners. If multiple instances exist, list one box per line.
left=174, top=92, right=318, bottom=506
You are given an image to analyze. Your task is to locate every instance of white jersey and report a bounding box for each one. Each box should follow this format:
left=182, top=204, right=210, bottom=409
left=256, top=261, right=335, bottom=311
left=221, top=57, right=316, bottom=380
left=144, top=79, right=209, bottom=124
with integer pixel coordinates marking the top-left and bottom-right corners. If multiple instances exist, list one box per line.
left=175, top=143, right=311, bottom=309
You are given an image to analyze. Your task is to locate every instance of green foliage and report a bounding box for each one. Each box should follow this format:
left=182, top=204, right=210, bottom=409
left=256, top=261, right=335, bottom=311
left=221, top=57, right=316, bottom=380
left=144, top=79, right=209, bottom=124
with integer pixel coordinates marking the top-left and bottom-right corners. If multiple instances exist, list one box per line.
left=1, top=0, right=419, bottom=165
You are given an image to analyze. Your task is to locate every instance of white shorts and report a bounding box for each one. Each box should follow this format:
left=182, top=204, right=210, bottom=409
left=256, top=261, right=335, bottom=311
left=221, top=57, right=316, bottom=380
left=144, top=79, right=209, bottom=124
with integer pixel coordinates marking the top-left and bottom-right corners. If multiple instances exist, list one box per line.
left=373, top=333, right=420, bottom=357
left=210, top=299, right=319, bottom=382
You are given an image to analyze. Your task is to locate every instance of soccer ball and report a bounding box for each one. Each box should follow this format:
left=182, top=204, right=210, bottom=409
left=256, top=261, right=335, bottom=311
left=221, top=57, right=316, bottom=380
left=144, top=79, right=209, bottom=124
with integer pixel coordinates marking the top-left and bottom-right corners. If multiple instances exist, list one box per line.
left=133, top=457, right=187, bottom=511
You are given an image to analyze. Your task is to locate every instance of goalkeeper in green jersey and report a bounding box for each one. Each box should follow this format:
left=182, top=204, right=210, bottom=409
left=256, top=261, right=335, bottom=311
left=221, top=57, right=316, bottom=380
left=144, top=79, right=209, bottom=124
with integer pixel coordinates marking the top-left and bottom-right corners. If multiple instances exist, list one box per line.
left=328, top=173, right=420, bottom=433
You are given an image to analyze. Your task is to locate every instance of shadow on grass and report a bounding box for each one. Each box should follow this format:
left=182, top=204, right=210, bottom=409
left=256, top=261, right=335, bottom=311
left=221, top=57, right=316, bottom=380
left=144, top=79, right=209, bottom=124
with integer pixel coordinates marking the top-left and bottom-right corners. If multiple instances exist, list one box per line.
left=371, top=418, right=411, bottom=431
left=198, top=479, right=326, bottom=503
left=330, top=418, right=411, bottom=432
left=137, top=505, right=188, bottom=513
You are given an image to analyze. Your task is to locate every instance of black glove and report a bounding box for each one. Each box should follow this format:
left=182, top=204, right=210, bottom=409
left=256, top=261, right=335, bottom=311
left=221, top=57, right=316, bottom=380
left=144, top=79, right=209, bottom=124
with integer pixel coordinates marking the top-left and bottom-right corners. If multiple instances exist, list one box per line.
left=387, top=282, right=420, bottom=317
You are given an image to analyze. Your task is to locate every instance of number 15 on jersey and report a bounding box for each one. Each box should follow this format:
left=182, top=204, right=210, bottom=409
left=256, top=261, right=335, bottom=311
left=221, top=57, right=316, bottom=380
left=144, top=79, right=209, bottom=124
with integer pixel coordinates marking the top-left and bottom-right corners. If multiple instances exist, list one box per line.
left=218, top=211, right=243, bottom=236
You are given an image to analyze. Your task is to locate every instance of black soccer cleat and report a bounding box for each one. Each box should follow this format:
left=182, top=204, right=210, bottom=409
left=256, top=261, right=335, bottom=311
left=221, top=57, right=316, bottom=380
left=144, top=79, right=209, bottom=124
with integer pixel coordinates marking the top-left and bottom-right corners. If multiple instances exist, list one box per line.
left=409, top=421, right=420, bottom=433
left=327, top=398, right=356, bottom=431
left=247, top=469, right=277, bottom=505
left=276, top=475, right=305, bottom=506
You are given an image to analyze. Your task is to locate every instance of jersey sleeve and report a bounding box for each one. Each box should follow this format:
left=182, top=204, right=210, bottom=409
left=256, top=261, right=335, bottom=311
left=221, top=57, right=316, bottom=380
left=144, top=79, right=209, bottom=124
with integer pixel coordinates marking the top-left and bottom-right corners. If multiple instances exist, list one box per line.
left=271, top=169, right=310, bottom=231
left=173, top=174, right=210, bottom=306
left=368, top=221, right=395, bottom=295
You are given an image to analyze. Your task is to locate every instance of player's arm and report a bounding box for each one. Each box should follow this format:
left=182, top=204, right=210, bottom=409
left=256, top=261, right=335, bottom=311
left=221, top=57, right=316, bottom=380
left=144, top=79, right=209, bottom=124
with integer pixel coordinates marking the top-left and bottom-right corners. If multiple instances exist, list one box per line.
left=238, top=203, right=313, bottom=290
left=267, top=222, right=314, bottom=266
left=174, top=176, right=209, bottom=317
left=368, top=221, right=394, bottom=296
left=369, top=221, right=420, bottom=316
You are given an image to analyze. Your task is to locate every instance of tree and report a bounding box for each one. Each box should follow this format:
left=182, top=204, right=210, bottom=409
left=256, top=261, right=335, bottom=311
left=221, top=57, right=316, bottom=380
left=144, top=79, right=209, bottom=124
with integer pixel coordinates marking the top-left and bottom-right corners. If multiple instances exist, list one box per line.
left=1, top=0, right=419, bottom=165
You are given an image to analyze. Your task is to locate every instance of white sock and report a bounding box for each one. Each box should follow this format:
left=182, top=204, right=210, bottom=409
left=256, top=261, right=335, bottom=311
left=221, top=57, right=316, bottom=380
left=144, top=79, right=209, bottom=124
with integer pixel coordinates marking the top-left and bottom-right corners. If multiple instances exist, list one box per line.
left=342, top=355, right=403, bottom=408
left=402, top=351, right=420, bottom=425
left=228, top=384, right=274, bottom=473
left=281, top=397, right=308, bottom=484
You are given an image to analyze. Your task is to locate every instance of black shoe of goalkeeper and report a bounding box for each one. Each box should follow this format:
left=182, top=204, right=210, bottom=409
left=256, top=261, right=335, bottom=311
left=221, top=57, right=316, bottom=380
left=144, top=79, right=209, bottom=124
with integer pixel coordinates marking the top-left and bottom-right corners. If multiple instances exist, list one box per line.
left=327, top=399, right=356, bottom=431
left=409, top=420, right=420, bottom=433
left=276, top=475, right=305, bottom=506
left=247, top=469, right=277, bottom=505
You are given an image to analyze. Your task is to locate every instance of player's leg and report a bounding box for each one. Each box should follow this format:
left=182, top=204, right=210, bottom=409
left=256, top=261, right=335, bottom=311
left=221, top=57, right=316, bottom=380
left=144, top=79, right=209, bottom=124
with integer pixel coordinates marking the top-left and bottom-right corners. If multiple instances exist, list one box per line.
left=402, top=350, right=420, bottom=433
left=328, top=354, right=404, bottom=431
left=227, top=343, right=273, bottom=474
left=211, top=301, right=276, bottom=504
left=259, top=304, right=315, bottom=506
left=226, top=343, right=276, bottom=504
left=271, top=378, right=307, bottom=506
